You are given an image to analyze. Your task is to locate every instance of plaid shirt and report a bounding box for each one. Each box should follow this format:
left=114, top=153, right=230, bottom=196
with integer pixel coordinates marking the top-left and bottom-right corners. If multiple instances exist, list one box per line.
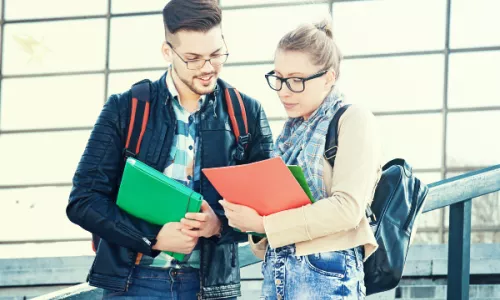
left=139, top=69, right=205, bottom=269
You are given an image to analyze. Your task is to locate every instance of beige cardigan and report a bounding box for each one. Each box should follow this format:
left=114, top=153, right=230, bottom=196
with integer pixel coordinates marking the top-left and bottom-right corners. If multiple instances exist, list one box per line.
left=249, top=105, right=382, bottom=261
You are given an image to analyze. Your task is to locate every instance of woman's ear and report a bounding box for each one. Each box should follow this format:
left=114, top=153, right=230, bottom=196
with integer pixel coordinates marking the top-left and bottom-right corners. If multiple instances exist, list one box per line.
left=325, top=70, right=336, bottom=90
left=162, top=42, right=172, bottom=63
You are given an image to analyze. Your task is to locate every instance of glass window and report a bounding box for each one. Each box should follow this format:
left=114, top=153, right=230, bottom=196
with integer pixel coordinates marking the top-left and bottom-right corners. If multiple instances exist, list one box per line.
left=0, top=131, right=91, bottom=185
left=447, top=111, right=500, bottom=168
left=107, top=70, right=165, bottom=98
left=2, top=20, right=107, bottom=75
left=412, top=232, right=440, bottom=244
left=450, top=0, right=500, bottom=49
left=471, top=232, right=498, bottom=244
left=332, top=0, right=446, bottom=55
left=111, top=0, right=167, bottom=14
left=448, top=51, right=500, bottom=108
left=5, top=0, right=107, bottom=20
left=222, top=4, right=329, bottom=63
left=413, top=172, right=443, bottom=229
left=0, top=187, right=89, bottom=242
left=1, top=75, right=105, bottom=130
left=221, top=64, right=286, bottom=118
left=377, top=114, right=443, bottom=169
left=109, top=15, right=166, bottom=70
left=338, top=55, right=444, bottom=112
left=220, top=0, right=310, bottom=6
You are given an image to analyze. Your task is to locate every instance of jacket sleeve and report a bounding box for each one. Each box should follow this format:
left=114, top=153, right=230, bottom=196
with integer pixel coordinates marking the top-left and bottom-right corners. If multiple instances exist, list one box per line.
left=66, top=93, right=162, bottom=257
left=263, top=106, right=382, bottom=249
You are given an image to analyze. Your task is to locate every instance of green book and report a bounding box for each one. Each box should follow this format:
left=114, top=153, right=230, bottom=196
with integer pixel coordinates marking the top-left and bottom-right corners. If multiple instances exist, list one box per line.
left=116, top=157, right=203, bottom=261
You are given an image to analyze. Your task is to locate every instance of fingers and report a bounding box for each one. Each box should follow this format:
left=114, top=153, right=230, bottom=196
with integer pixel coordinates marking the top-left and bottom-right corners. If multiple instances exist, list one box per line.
left=180, top=223, right=194, bottom=230
left=184, top=212, right=208, bottom=222
left=181, top=233, right=197, bottom=242
left=167, top=222, right=182, bottom=230
left=181, top=228, right=202, bottom=238
left=224, top=209, right=238, bottom=221
left=179, top=242, right=197, bottom=254
left=219, top=200, right=241, bottom=212
left=200, top=200, right=211, bottom=212
left=227, top=220, right=241, bottom=230
left=179, top=233, right=198, bottom=254
left=181, top=218, right=202, bottom=229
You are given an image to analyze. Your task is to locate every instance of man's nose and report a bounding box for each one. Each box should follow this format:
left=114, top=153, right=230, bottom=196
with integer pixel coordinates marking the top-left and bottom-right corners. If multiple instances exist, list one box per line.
left=200, top=59, right=215, bottom=73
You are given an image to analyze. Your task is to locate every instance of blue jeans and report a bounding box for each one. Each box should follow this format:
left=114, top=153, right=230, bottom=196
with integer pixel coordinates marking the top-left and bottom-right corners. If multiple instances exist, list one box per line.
left=102, top=266, right=237, bottom=300
left=261, top=245, right=366, bottom=300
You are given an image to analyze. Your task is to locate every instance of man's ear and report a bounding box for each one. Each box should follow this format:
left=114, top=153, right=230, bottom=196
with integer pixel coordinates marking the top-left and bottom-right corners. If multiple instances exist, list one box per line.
left=162, top=42, right=172, bottom=63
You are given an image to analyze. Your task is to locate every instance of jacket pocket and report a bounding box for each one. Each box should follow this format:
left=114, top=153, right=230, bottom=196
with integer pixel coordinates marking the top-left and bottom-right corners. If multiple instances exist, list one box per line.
left=304, top=250, right=347, bottom=278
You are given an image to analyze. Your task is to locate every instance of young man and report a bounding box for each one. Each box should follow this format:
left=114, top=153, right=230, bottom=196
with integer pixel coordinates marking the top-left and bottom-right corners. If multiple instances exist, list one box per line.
left=66, top=1, right=273, bottom=299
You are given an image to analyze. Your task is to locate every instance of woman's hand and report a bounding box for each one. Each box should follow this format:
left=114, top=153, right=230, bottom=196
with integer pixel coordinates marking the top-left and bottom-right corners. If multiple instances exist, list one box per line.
left=219, top=200, right=265, bottom=233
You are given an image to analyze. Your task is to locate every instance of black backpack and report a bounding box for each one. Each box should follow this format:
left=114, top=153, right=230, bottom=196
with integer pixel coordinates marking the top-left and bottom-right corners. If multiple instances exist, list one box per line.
left=324, top=105, right=429, bottom=295
left=91, top=80, right=251, bottom=253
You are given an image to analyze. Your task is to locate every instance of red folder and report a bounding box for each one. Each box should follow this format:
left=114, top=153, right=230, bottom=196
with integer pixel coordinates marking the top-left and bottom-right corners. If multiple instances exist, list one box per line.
left=202, top=157, right=311, bottom=216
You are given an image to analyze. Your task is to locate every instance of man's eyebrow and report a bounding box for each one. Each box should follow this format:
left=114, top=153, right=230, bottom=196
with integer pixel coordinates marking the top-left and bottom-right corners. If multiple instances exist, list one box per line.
left=211, top=47, right=223, bottom=55
left=184, top=47, right=223, bottom=57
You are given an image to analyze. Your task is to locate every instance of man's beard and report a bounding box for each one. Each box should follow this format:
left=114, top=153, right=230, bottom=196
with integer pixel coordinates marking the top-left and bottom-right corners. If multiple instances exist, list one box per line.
left=180, top=71, right=218, bottom=96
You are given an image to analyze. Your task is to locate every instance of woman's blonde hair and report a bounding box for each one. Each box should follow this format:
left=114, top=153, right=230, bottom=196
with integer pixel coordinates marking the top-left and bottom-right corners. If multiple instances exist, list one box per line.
left=277, top=19, right=342, bottom=79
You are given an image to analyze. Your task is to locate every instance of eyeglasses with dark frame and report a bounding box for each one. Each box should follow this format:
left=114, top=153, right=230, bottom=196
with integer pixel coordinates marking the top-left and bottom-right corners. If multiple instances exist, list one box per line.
left=265, top=70, right=328, bottom=93
left=166, top=39, right=229, bottom=70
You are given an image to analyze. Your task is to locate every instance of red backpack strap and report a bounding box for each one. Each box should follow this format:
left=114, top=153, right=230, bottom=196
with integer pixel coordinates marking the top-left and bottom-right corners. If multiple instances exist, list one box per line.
left=124, top=80, right=151, bottom=159
left=91, top=80, right=151, bottom=253
left=224, top=88, right=251, bottom=161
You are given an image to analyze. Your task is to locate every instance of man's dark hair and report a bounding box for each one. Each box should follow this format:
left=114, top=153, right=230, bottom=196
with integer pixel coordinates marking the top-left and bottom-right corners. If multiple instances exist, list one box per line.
left=163, top=0, right=222, bottom=38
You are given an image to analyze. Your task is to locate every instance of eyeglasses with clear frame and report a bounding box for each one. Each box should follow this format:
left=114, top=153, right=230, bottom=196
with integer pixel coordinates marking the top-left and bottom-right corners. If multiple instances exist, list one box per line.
left=166, top=39, right=229, bottom=70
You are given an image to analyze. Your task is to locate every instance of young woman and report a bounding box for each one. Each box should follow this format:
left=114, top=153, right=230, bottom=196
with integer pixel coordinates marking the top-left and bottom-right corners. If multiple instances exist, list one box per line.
left=220, top=19, right=382, bottom=299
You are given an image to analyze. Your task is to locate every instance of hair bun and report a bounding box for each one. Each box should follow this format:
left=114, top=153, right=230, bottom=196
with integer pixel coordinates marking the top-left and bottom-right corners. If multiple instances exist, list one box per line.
left=315, top=19, right=333, bottom=38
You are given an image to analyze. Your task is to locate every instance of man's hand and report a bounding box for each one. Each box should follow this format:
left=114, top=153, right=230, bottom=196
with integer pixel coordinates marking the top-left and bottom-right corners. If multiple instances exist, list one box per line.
left=152, top=222, right=198, bottom=254
left=180, top=200, right=222, bottom=238
left=219, top=200, right=265, bottom=233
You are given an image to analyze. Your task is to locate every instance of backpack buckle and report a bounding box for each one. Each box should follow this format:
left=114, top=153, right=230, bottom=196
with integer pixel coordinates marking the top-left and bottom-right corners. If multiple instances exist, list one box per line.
left=234, top=133, right=251, bottom=161
left=239, top=133, right=251, bottom=146
left=324, top=146, right=338, bottom=161
left=123, top=148, right=137, bottom=159
left=366, top=205, right=377, bottom=224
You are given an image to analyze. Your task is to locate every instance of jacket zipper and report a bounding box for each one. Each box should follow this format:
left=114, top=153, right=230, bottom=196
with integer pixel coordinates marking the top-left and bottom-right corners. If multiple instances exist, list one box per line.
left=198, top=112, right=204, bottom=300
left=231, top=243, right=236, bottom=268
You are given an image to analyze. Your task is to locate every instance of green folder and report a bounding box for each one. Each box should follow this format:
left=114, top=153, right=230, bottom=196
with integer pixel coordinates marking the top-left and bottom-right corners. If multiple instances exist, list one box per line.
left=287, top=166, right=315, bottom=203
left=116, top=157, right=203, bottom=261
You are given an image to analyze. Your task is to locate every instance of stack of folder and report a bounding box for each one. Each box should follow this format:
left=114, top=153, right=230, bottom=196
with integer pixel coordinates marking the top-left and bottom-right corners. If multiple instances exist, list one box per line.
left=116, top=158, right=203, bottom=261
left=116, top=157, right=313, bottom=254
left=202, top=157, right=314, bottom=216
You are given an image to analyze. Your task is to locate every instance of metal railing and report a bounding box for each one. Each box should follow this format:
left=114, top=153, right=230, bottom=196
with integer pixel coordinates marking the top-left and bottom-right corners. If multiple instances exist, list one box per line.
left=422, top=164, right=500, bottom=299
left=30, top=164, right=500, bottom=300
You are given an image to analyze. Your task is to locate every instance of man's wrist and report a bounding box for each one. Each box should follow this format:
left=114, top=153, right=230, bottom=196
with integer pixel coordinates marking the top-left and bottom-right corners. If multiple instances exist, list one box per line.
left=214, top=218, right=223, bottom=238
